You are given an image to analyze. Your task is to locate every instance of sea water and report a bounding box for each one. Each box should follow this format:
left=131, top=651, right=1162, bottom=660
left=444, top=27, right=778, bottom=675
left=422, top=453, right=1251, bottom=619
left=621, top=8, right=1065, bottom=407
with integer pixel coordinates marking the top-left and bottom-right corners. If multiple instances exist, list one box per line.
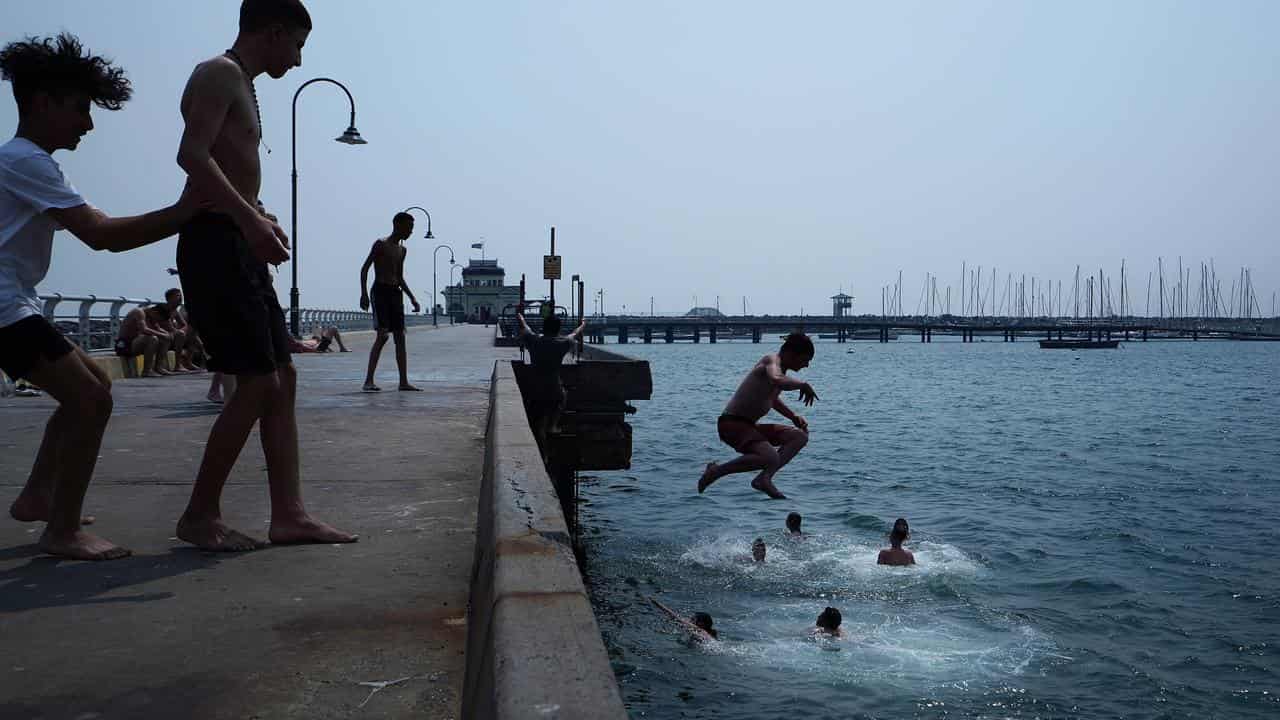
left=579, top=339, right=1280, bottom=719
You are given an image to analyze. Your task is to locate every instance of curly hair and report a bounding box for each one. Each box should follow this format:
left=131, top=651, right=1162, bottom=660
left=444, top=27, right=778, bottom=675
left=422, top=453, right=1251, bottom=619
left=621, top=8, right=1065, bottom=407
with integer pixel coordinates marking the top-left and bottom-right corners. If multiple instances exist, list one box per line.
left=0, top=33, right=131, bottom=111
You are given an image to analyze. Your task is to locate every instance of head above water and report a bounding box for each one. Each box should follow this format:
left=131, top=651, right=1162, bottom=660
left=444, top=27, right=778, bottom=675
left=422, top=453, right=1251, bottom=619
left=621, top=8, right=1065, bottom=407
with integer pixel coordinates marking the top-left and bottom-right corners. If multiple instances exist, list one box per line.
left=542, top=314, right=562, bottom=337
left=890, top=518, right=910, bottom=547
left=786, top=512, right=802, bottom=534
left=751, top=537, right=766, bottom=562
left=691, top=612, right=717, bottom=638
left=391, top=211, right=414, bottom=240
left=236, top=0, right=312, bottom=79
left=779, top=332, right=814, bottom=371
left=816, top=606, right=842, bottom=631
left=0, top=33, right=131, bottom=152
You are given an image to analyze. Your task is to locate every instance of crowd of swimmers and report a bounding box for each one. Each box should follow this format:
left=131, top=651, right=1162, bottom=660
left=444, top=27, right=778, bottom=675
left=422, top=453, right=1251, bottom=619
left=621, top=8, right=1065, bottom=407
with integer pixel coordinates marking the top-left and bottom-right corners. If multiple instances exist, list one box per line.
left=653, top=514, right=916, bottom=644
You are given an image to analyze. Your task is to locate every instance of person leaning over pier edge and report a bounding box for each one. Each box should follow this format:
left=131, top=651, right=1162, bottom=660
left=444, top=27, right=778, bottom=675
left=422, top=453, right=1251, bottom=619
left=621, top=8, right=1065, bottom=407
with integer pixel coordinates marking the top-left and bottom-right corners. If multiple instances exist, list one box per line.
left=698, top=332, right=818, bottom=500
left=173, top=0, right=356, bottom=551
left=515, top=305, right=586, bottom=458
left=1, top=33, right=200, bottom=560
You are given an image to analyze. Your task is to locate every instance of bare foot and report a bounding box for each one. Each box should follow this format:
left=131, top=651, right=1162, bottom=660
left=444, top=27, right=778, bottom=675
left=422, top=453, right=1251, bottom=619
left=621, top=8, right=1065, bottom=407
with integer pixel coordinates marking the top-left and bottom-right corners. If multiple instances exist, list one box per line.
left=751, top=477, right=788, bottom=500
left=9, top=494, right=96, bottom=525
left=362, top=382, right=381, bottom=393
left=141, top=370, right=161, bottom=378
left=398, top=383, right=422, bottom=392
left=176, top=514, right=265, bottom=551
left=38, top=528, right=130, bottom=561
left=269, top=516, right=358, bottom=545
left=697, top=462, right=719, bottom=493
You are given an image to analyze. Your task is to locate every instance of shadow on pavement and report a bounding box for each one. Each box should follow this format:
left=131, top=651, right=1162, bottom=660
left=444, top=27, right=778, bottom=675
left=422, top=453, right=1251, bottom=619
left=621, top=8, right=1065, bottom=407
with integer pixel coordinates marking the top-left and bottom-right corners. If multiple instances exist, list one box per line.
left=0, top=546, right=232, bottom=613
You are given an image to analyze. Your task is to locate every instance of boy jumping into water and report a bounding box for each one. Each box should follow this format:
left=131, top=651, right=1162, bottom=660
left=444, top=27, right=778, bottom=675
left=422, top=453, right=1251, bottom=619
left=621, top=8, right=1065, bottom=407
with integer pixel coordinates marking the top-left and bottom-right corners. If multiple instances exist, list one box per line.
left=359, top=211, right=421, bottom=391
left=1, top=32, right=198, bottom=559
left=698, top=332, right=818, bottom=499
left=174, top=0, right=355, bottom=550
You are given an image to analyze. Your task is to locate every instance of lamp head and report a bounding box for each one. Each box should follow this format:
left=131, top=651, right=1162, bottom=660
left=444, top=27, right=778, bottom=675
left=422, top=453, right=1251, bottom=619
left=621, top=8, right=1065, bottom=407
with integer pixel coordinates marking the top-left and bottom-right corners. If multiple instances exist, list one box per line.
left=336, top=126, right=366, bottom=145
left=425, top=229, right=434, bottom=239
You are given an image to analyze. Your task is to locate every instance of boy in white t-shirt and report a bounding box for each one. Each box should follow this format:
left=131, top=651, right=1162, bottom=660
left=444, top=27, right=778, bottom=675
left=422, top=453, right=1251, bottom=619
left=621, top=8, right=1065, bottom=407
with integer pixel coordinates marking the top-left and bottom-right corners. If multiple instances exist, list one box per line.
left=0, top=33, right=197, bottom=560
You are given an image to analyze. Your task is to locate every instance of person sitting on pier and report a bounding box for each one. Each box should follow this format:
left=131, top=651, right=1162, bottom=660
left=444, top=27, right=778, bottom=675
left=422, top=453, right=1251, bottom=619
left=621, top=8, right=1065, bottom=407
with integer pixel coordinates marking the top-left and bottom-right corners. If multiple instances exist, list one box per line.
left=698, top=332, right=818, bottom=500
left=811, top=606, right=844, bottom=638
left=313, top=325, right=348, bottom=352
left=650, top=597, right=719, bottom=642
left=115, top=304, right=177, bottom=377
left=786, top=511, right=803, bottom=536
left=516, top=307, right=586, bottom=457
left=877, top=518, right=915, bottom=566
left=1, top=32, right=199, bottom=560
left=163, top=287, right=202, bottom=371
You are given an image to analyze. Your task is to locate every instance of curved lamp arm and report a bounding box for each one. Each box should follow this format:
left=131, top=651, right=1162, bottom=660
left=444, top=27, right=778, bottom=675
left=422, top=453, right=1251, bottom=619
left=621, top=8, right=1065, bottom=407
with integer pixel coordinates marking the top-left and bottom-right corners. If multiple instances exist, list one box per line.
left=293, top=77, right=362, bottom=172
left=403, top=206, right=434, bottom=239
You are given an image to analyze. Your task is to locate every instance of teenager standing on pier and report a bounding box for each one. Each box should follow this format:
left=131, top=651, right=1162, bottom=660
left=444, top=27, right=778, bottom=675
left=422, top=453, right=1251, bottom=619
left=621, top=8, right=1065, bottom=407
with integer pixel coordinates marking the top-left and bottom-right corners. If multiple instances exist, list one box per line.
left=1, top=33, right=198, bottom=560
left=173, top=0, right=355, bottom=551
left=359, top=211, right=422, bottom=392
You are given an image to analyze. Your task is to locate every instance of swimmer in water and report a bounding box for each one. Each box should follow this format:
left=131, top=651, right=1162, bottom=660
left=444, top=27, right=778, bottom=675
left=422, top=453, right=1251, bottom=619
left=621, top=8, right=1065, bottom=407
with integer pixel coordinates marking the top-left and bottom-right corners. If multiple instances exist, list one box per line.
left=786, top=511, right=803, bottom=536
left=650, top=597, right=718, bottom=641
left=877, top=518, right=916, bottom=566
left=812, top=606, right=844, bottom=638
left=751, top=537, right=766, bottom=562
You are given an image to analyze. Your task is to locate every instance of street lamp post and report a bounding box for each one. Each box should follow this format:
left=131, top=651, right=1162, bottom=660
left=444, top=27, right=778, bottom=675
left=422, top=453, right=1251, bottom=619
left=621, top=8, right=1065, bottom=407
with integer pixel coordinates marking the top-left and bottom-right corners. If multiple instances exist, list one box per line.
left=432, top=244, right=455, bottom=326
left=291, top=77, right=366, bottom=337
left=402, top=206, right=434, bottom=240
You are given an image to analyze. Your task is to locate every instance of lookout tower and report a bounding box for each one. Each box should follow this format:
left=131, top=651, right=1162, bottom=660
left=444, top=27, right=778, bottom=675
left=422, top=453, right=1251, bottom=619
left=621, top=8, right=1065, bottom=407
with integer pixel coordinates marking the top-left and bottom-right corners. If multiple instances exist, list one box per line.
left=832, top=292, right=853, bottom=318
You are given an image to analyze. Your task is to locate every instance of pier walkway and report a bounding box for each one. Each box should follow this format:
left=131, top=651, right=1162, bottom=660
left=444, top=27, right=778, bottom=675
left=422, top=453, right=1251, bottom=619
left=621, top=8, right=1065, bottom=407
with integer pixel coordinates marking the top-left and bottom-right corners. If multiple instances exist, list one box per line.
left=0, top=324, right=515, bottom=720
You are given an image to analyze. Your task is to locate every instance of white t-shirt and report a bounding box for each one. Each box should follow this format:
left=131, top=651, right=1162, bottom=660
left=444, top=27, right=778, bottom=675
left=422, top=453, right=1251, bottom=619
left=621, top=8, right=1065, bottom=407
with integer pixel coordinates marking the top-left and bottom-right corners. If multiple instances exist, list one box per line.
left=0, top=136, right=87, bottom=329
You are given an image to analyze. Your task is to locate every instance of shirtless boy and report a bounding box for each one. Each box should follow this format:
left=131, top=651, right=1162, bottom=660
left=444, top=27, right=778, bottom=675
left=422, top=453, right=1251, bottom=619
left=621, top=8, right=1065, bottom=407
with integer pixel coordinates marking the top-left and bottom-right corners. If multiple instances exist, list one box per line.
left=115, top=304, right=175, bottom=377
left=1, top=33, right=197, bottom=559
left=698, top=332, right=818, bottom=500
left=174, top=0, right=355, bottom=550
left=359, top=211, right=421, bottom=392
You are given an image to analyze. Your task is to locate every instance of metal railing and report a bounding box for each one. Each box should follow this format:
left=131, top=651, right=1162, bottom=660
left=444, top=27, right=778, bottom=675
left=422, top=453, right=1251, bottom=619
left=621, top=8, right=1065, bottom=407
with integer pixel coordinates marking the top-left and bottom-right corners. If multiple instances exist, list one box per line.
left=38, top=294, right=437, bottom=351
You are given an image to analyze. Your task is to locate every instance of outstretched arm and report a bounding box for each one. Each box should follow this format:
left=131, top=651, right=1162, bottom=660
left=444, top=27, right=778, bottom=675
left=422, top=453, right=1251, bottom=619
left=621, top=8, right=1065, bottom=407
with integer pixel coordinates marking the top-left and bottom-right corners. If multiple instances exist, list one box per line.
left=48, top=197, right=195, bottom=253
left=763, top=355, right=818, bottom=406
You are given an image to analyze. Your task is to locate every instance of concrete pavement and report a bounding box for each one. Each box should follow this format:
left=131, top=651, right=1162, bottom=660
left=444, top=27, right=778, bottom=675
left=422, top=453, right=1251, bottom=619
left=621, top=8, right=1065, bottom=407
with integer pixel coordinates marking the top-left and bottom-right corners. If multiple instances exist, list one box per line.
left=0, top=324, right=515, bottom=720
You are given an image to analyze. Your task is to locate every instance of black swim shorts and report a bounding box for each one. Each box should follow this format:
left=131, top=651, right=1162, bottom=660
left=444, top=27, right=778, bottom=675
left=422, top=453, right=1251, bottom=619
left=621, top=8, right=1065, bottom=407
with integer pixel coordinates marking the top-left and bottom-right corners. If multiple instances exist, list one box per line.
left=371, top=281, right=406, bottom=333
left=0, top=315, right=74, bottom=381
left=176, top=212, right=291, bottom=376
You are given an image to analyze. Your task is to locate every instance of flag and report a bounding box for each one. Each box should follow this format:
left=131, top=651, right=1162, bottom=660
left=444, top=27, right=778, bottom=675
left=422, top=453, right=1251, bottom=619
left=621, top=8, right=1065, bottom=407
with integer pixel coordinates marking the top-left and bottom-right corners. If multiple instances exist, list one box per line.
left=471, top=242, right=484, bottom=249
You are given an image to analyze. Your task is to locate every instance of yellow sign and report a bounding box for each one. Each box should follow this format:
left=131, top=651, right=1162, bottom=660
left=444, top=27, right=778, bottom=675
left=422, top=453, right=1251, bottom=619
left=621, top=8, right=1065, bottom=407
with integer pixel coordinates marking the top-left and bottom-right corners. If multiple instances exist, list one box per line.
left=543, top=255, right=562, bottom=280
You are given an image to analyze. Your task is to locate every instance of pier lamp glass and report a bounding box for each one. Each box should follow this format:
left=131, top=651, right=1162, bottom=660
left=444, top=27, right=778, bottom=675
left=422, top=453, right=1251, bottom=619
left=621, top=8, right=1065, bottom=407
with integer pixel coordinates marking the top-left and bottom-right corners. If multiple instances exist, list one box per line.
left=336, top=126, right=367, bottom=145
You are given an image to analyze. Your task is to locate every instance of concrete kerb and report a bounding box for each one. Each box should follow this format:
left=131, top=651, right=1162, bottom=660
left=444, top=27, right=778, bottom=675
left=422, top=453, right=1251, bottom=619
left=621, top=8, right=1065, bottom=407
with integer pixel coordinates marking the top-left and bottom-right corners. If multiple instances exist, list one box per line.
left=463, top=360, right=628, bottom=720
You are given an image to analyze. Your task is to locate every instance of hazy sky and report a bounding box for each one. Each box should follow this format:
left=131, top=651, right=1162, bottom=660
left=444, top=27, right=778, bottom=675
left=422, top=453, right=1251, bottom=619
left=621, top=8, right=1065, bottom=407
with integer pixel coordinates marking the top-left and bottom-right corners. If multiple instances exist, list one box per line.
left=5, top=1, right=1278, bottom=316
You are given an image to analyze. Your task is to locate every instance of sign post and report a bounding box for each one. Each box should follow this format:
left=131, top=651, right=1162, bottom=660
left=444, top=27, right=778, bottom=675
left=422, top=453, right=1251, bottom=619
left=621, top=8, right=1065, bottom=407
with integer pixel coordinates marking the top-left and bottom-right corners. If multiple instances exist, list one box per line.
left=544, top=226, right=561, bottom=321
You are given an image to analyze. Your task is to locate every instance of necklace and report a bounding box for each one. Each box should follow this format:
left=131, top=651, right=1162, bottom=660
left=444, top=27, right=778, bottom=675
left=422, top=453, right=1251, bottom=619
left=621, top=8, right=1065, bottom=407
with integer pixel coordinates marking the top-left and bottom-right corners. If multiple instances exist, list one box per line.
left=224, top=49, right=270, bottom=153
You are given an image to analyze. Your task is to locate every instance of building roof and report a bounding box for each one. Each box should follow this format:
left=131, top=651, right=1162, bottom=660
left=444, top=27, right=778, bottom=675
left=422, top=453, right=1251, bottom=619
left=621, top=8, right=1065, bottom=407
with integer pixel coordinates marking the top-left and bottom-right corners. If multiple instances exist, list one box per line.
left=685, top=306, right=726, bottom=317
left=462, top=258, right=504, bottom=276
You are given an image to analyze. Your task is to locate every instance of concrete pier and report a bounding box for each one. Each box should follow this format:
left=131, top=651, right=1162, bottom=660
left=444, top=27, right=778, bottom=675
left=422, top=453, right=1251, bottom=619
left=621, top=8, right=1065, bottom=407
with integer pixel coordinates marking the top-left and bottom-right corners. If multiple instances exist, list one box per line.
left=0, top=325, right=515, bottom=720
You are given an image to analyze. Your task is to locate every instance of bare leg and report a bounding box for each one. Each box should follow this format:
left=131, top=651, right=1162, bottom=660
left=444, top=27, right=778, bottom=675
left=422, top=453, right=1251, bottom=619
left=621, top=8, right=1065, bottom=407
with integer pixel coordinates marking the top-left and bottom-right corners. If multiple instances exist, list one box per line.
left=10, top=346, right=104, bottom=527
left=207, top=372, right=223, bottom=403
left=363, top=331, right=388, bottom=390
left=394, top=331, right=419, bottom=391
left=263, top=363, right=357, bottom=544
left=332, top=328, right=349, bottom=352
left=698, top=442, right=774, bottom=493
left=136, top=335, right=160, bottom=377
left=14, top=348, right=128, bottom=560
left=177, top=372, right=275, bottom=551
left=153, top=337, right=174, bottom=375
left=749, top=430, right=807, bottom=500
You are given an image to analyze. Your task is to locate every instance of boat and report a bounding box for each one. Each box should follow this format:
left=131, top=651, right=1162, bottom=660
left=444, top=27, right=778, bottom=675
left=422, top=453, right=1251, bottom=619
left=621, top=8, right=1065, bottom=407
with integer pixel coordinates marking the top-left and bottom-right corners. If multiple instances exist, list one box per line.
left=1038, top=339, right=1120, bottom=349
